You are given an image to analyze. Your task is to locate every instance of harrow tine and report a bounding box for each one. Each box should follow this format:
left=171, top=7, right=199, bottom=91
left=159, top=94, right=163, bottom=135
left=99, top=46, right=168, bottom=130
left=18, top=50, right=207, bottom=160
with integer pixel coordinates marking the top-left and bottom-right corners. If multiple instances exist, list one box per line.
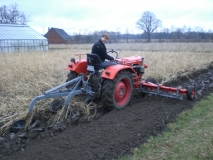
left=64, top=90, right=83, bottom=108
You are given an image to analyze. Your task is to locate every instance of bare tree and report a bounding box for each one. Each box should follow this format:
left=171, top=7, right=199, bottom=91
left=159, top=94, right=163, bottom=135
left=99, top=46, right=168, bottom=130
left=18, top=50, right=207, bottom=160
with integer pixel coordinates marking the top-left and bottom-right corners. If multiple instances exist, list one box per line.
left=0, top=3, right=29, bottom=24
left=136, top=11, right=161, bottom=42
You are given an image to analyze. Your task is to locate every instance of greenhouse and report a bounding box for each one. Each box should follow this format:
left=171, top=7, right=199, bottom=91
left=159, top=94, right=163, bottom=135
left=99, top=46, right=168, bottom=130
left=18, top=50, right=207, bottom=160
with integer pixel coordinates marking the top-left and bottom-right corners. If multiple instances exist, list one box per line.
left=0, top=24, right=48, bottom=53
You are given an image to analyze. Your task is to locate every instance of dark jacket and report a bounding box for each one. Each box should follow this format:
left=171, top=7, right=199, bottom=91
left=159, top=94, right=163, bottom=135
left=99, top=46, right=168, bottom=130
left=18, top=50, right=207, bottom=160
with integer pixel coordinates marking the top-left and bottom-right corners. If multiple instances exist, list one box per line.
left=91, top=39, right=114, bottom=62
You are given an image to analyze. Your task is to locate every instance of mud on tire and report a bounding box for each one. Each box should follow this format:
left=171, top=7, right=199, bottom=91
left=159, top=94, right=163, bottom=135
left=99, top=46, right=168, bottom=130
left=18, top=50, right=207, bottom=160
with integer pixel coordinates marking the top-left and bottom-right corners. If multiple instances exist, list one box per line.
left=102, top=70, right=133, bottom=111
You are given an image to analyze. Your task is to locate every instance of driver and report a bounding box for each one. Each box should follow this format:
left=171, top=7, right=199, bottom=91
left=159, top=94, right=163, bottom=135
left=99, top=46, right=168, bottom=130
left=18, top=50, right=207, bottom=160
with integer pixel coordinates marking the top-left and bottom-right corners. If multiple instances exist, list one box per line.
left=91, top=34, right=117, bottom=68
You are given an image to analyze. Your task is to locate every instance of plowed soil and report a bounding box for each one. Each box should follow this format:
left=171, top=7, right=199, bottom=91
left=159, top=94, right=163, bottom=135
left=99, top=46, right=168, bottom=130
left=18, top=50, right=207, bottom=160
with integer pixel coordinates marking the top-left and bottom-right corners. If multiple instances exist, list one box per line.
left=1, top=64, right=213, bottom=160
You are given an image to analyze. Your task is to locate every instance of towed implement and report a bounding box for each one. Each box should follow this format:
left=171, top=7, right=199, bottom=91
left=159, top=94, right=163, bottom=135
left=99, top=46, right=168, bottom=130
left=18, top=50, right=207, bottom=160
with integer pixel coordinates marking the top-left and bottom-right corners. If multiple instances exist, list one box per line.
left=11, top=50, right=195, bottom=132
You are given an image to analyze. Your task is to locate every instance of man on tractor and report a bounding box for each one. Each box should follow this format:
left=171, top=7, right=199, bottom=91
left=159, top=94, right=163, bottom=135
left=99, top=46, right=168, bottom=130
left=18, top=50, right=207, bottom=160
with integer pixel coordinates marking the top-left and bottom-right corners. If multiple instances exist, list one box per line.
left=91, top=33, right=117, bottom=68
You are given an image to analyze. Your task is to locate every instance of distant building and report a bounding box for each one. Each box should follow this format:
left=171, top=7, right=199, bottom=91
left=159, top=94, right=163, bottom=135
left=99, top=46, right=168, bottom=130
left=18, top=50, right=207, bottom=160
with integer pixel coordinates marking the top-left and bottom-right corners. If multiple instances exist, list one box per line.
left=44, top=27, right=72, bottom=44
left=0, top=24, right=48, bottom=53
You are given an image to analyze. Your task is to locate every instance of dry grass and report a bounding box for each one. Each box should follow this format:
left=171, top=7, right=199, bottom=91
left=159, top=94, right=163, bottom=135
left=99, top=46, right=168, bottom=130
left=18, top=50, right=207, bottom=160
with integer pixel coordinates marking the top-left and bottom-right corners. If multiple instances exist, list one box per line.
left=50, top=42, right=213, bottom=53
left=0, top=43, right=213, bottom=133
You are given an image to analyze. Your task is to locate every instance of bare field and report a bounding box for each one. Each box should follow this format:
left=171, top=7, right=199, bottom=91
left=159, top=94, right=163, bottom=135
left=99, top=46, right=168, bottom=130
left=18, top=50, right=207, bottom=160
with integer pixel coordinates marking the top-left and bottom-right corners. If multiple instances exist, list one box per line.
left=0, top=43, right=213, bottom=124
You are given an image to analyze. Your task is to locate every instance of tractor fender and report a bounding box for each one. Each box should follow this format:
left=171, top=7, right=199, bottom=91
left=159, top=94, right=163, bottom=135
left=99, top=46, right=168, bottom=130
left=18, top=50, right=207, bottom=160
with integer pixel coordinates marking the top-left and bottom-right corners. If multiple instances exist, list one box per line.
left=101, top=64, right=135, bottom=80
left=66, top=60, right=87, bottom=75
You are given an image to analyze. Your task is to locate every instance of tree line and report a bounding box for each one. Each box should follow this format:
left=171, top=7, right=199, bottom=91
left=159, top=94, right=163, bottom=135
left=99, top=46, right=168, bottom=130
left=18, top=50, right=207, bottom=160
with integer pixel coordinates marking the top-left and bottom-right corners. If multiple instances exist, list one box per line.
left=70, top=11, right=212, bottom=43
left=70, top=28, right=213, bottom=44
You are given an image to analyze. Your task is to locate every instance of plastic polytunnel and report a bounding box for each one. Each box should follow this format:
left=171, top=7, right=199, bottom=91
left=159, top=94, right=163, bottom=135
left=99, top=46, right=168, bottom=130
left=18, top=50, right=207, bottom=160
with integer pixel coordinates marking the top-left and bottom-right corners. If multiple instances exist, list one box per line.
left=0, top=24, right=48, bottom=53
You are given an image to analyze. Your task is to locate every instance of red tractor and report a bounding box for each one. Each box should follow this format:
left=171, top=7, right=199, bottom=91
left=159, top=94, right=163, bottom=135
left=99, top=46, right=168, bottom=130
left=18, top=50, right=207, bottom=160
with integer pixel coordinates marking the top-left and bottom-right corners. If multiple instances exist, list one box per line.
left=64, top=50, right=195, bottom=111
left=27, top=50, right=195, bottom=113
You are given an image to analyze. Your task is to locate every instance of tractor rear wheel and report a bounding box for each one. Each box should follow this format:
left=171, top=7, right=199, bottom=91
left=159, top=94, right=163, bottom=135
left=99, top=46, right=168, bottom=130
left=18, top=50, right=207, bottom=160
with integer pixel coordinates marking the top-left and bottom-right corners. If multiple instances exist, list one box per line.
left=102, top=70, right=133, bottom=111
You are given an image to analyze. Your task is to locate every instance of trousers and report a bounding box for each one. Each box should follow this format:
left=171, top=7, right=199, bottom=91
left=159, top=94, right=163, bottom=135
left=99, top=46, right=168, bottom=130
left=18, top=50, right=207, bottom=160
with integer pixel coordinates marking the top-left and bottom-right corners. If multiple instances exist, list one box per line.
left=100, top=61, right=118, bottom=68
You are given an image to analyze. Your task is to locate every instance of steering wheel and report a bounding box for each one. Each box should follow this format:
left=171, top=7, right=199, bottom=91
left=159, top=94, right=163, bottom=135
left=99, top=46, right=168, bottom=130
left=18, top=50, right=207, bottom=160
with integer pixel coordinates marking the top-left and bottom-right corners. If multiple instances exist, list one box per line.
left=107, top=49, right=118, bottom=59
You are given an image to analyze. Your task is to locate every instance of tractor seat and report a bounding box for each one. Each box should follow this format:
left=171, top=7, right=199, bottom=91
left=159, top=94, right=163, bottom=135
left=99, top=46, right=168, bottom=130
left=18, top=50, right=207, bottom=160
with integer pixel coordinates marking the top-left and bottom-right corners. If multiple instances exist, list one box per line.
left=87, top=53, right=106, bottom=70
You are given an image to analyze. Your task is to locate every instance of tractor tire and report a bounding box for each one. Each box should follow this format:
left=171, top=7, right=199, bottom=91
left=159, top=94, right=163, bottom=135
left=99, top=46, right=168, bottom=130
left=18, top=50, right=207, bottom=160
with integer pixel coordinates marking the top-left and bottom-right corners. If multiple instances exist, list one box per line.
left=186, top=86, right=195, bottom=100
left=66, top=71, right=78, bottom=88
left=102, top=70, right=133, bottom=111
left=66, top=71, right=78, bottom=82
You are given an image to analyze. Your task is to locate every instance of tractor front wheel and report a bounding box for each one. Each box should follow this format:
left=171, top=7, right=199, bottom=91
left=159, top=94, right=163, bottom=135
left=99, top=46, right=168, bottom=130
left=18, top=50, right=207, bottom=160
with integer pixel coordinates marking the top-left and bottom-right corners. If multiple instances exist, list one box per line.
left=66, top=71, right=78, bottom=82
left=102, top=70, right=133, bottom=110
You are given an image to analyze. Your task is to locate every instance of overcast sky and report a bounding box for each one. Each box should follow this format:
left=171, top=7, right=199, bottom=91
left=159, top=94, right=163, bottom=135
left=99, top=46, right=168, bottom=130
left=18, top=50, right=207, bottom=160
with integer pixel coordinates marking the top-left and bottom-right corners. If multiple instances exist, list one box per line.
left=1, top=0, right=213, bottom=35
